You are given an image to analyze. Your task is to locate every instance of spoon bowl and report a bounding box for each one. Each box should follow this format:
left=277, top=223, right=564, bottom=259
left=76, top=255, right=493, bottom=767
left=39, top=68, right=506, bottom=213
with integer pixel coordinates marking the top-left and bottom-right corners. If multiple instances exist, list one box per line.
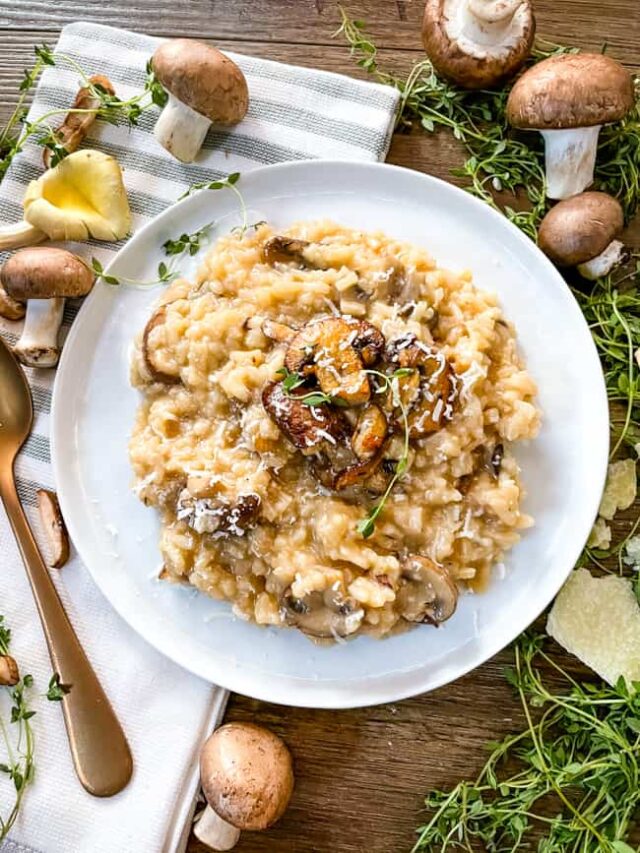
left=0, top=336, right=132, bottom=796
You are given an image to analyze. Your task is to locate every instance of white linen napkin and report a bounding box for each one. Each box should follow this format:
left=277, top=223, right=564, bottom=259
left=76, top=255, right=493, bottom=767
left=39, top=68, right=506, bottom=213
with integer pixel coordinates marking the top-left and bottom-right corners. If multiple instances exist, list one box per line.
left=0, top=22, right=399, bottom=853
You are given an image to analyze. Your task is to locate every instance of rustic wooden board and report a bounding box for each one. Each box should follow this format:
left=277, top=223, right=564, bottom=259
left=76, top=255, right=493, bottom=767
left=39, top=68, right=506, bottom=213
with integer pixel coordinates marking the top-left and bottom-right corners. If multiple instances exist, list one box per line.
left=1, top=1, right=639, bottom=851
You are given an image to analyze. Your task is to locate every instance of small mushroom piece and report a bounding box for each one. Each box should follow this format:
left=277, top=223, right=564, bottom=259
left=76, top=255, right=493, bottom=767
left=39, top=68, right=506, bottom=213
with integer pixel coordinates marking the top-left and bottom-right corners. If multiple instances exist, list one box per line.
left=538, top=192, right=626, bottom=280
left=196, top=722, right=294, bottom=851
left=280, top=587, right=365, bottom=638
left=350, top=320, right=385, bottom=367
left=0, top=655, right=19, bottom=687
left=351, top=404, right=388, bottom=462
left=284, top=317, right=370, bottom=405
left=261, top=318, right=295, bottom=343
left=262, top=380, right=350, bottom=455
left=43, top=75, right=116, bottom=168
left=152, top=39, right=249, bottom=163
left=1, top=248, right=95, bottom=368
left=396, top=555, right=458, bottom=624
left=506, top=53, right=635, bottom=199
left=142, top=306, right=181, bottom=384
left=262, top=236, right=314, bottom=267
left=176, top=491, right=261, bottom=537
left=422, top=0, right=535, bottom=89
left=0, top=284, right=25, bottom=320
left=37, top=488, right=70, bottom=569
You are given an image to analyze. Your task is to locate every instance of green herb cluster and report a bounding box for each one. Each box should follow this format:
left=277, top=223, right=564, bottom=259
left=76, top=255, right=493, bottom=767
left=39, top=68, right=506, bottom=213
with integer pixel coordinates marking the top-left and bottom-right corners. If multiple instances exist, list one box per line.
left=415, top=634, right=640, bottom=853
left=0, top=45, right=166, bottom=179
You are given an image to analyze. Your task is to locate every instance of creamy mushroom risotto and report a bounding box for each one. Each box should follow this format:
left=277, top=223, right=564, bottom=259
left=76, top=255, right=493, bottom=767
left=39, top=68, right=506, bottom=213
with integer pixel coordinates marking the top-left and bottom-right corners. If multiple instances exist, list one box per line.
left=129, top=221, right=540, bottom=640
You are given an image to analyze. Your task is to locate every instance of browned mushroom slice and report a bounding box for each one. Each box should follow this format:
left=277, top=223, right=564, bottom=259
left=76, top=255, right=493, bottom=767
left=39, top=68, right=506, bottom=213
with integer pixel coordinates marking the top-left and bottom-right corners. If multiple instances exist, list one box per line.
left=262, top=380, right=350, bottom=455
left=37, top=488, right=70, bottom=569
left=142, top=306, right=181, bottom=384
left=262, top=318, right=295, bottom=343
left=284, top=317, right=370, bottom=405
left=350, top=320, right=385, bottom=366
left=351, top=404, right=388, bottom=462
left=396, top=555, right=458, bottom=625
left=176, top=490, right=260, bottom=537
left=280, top=588, right=364, bottom=638
left=0, top=655, right=19, bottom=687
left=333, top=450, right=384, bottom=491
left=262, top=236, right=315, bottom=266
left=387, top=334, right=459, bottom=437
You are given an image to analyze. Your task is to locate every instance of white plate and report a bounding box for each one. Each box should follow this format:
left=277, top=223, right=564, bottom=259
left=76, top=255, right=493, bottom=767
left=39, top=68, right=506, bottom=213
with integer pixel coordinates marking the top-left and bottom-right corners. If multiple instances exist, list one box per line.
left=51, top=161, right=608, bottom=708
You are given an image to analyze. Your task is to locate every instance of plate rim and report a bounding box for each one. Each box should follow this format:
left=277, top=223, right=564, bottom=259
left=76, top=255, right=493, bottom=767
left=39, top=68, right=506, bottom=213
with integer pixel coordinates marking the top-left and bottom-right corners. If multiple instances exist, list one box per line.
left=51, top=159, right=609, bottom=708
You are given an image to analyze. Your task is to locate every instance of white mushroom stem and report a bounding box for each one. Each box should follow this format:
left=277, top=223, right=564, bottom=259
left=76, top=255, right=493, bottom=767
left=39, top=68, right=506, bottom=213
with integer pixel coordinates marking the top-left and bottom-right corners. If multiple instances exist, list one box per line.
left=193, top=806, right=241, bottom=852
left=13, top=298, right=65, bottom=368
left=153, top=93, right=212, bottom=163
left=0, top=221, right=46, bottom=251
left=540, top=126, right=601, bottom=200
left=460, top=0, right=526, bottom=46
left=577, top=239, right=627, bottom=281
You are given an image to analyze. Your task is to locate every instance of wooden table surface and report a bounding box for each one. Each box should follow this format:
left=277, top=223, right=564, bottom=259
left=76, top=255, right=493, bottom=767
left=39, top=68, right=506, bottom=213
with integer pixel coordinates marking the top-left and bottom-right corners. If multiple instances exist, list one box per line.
left=1, top=2, right=639, bottom=851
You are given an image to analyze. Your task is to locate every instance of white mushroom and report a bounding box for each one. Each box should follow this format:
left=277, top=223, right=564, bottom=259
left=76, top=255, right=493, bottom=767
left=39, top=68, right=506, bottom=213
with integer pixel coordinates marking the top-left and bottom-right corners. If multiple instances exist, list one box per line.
left=506, top=53, right=635, bottom=199
left=0, top=248, right=95, bottom=367
left=195, top=722, right=294, bottom=851
left=422, top=0, right=535, bottom=89
left=538, top=192, right=627, bottom=281
left=151, top=39, right=249, bottom=163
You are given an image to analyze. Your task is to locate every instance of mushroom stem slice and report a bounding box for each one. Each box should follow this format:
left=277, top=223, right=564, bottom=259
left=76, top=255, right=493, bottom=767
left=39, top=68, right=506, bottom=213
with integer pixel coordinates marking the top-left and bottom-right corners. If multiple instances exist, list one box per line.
left=154, top=93, right=212, bottom=164
left=13, top=298, right=65, bottom=368
left=193, top=806, right=241, bottom=852
left=0, top=221, right=46, bottom=251
left=541, top=126, right=601, bottom=200
left=577, top=239, right=627, bottom=281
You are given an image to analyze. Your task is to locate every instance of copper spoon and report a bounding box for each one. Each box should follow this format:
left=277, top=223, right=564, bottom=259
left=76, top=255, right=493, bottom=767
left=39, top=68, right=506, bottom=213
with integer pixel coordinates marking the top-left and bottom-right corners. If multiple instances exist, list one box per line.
left=0, top=337, right=133, bottom=796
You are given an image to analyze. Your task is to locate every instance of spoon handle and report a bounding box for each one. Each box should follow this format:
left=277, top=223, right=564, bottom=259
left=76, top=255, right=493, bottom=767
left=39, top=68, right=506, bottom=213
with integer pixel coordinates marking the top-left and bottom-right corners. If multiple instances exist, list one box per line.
left=0, top=473, right=133, bottom=797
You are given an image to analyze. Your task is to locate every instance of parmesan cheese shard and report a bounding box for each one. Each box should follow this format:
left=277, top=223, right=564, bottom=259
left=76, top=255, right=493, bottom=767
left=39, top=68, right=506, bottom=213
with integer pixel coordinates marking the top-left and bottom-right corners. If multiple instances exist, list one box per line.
left=547, top=568, right=640, bottom=686
left=598, top=458, right=637, bottom=521
left=587, top=517, right=611, bottom=550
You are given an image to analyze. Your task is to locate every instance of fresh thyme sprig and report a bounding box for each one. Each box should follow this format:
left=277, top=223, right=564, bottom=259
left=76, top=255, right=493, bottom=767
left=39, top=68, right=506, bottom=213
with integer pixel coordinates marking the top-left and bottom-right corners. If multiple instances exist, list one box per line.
left=0, top=45, right=166, bottom=179
left=335, top=9, right=640, bottom=239
left=179, top=172, right=249, bottom=235
left=46, top=674, right=71, bottom=703
left=415, top=633, right=640, bottom=852
left=356, top=368, right=413, bottom=538
left=276, top=366, right=349, bottom=407
left=91, top=221, right=214, bottom=287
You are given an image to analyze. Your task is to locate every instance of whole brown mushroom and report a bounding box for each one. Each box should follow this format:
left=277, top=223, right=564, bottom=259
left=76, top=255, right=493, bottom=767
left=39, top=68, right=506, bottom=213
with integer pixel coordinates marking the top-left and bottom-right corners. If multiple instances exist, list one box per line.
left=151, top=39, right=249, bottom=163
left=422, top=0, right=535, bottom=89
left=0, top=247, right=95, bottom=367
left=194, top=722, right=294, bottom=851
left=506, top=53, right=635, bottom=199
left=538, top=192, right=626, bottom=281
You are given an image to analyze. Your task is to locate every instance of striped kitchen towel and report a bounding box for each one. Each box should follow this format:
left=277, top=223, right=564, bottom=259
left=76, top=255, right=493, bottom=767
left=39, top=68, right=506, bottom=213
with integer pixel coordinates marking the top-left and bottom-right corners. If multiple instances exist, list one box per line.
left=0, top=22, right=399, bottom=853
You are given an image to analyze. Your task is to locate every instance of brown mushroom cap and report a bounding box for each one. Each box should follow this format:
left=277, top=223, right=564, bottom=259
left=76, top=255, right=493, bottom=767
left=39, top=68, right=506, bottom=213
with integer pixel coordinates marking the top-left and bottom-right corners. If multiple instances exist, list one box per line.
left=0, top=248, right=95, bottom=300
left=538, top=192, right=624, bottom=266
left=200, top=722, right=294, bottom=831
left=422, top=0, right=535, bottom=90
left=152, top=39, right=248, bottom=125
left=506, top=53, right=635, bottom=130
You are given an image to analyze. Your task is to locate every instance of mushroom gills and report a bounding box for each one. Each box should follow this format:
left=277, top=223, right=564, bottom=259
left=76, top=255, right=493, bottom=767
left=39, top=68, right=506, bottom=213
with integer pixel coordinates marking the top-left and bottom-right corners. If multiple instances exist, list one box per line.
left=396, top=555, right=458, bottom=624
left=540, top=125, right=601, bottom=200
left=153, top=93, right=212, bottom=163
left=13, top=298, right=64, bottom=368
left=577, top=239, right=627, bottom=281
left=281, top=588, right=364, bottom=638
left=454, top=0, right=531, bottom=52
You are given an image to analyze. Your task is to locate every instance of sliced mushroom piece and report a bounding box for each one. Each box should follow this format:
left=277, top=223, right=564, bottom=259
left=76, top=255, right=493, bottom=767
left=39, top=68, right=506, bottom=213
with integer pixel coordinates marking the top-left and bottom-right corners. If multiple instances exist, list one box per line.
left=43, top=75, right=116, bottom=168
left=351, top=404, right=388, bottom=462
left=142, top=306, right=181, bottom=384
left=262, top=236, right=315, bottom=267
left=0, top=655, right=19, bottom=687
left=176, top=491, right=260, bottom=537
left=280, top=587, right=364, bottom=639
left=386, top=335, right=459, bottom=437
left=350, top=320, right=385, bottom=367
left=396, top=555, right=458, bottom=625
left=261, top=318, right=295, bottom=344
left=487, top=443, right=504, bottom=478
left=262, top=380, right=350, bottom=455
left=37, top=488, right=70, bottom=569
left=284, top=317, right=370, bottom=405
